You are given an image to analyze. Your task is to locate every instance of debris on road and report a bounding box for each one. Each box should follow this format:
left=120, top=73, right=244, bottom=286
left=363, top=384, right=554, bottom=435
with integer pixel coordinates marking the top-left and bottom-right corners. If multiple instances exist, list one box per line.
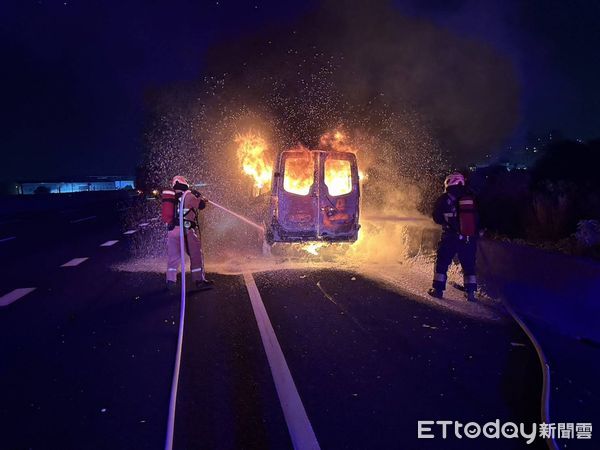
left=316, top=281, right=336, bottom=305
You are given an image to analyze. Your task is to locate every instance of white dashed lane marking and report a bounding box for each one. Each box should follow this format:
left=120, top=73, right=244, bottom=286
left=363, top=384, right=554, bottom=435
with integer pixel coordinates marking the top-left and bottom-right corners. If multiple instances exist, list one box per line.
left=243, top=272, right=321, bottom=450
left=60, top=257, right=89, bottom=267
left=139, top=222, right=149, bottom=227
left=70, top=215, right=97, bottom=224
left=0, top=288, right=36, bottom=307
left=0, top=236, right=16, bottom=243
left=100, top=240, right=119, bottom=247
left=150, top=217, right=159, bottom=222
left=123, top=230, right=137, bottom=235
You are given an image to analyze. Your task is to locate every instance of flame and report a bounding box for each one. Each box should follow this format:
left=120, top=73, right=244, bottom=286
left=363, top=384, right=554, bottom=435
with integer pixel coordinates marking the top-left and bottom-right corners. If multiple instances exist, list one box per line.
left=319, top=130, right=352, bottom=152
left=236, top=132, right=273, bottom=190
left=301, top=242, right=327, bottom=255
left=324, top=157, right=352, bottom=196
left=283, top=147, right=314, bottom=195
left=320, top=129, right=368, bottom=194
left=236, top=129, right=367, bottom=199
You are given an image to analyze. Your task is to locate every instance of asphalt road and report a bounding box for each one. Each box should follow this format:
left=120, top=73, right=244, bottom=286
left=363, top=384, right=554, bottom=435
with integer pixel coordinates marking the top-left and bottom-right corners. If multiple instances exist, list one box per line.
left=0, top=199, right=549, bottom=450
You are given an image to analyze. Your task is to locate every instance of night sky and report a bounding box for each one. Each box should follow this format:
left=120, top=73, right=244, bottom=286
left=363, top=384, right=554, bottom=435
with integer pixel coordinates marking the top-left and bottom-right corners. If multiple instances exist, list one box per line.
left=1, top=0, right=599, bottom=181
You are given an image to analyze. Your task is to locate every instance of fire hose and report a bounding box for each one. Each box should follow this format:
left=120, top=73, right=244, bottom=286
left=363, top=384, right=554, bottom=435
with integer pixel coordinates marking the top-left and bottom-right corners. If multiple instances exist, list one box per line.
left=164, top=190, right=189, bottom=450
left=164, top=193, right=264, bottom=450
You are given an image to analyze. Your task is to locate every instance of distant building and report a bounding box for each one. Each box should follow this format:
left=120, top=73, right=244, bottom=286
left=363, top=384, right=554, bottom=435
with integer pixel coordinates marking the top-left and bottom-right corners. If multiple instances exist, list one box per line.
left=13, top=176, right=135, bottom=195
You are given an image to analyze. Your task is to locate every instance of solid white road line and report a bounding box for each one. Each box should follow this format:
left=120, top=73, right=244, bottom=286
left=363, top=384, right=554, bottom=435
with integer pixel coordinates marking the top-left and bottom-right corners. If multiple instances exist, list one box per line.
left=60, top=257, right=89, bottom=267
left=243, top=272, right=321, bottom=450
left=0, top=288, right=36, bottom=307
left=0, top=236, right=16, bottom=243
left=70, top=215, right=97, bottom=224
left=123, top=230, right=138, bottom=235
left=100, top=240, right=119, bottom=247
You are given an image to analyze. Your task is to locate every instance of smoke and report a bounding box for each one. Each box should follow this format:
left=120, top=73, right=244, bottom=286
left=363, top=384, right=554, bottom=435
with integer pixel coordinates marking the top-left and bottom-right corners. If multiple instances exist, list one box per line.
left=144, top=0, right=518, bottom=184
left=202, top=0, right=517, bottom=158
left=139, top=0, right=519, bottom=267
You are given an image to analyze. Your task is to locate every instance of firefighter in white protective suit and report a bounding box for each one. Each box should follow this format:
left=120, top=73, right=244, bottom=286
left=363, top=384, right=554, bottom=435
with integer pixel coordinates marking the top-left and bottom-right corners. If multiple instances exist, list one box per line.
left=161, top=175, right=213, bottom=292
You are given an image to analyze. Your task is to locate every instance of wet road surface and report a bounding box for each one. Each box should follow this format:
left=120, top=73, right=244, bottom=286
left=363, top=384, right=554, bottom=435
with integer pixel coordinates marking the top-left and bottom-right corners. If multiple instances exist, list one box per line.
left=0, top=202, right=548, bottom=450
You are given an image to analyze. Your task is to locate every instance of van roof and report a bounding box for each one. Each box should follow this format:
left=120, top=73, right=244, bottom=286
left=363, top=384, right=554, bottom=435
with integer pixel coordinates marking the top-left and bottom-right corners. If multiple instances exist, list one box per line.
left=280, top=149, right=356, bottom=155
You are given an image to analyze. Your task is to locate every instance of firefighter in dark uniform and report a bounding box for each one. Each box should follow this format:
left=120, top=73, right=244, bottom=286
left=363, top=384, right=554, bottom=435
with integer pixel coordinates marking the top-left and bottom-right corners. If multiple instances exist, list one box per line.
left=428, top=172, right=478, bottom=301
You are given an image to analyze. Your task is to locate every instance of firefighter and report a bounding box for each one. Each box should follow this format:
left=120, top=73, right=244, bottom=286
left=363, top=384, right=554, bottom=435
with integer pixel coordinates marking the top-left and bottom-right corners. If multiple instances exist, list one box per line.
left=161, top=175, right=213, bottom=292
left=428, top=172, right=478, bottom=301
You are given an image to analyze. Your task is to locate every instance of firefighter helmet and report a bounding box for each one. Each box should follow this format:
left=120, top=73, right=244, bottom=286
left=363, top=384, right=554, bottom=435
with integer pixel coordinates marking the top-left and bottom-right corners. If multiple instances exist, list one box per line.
left=171, top=175, right=189, bottom=189
left=444, top=172, right=465, bottom=189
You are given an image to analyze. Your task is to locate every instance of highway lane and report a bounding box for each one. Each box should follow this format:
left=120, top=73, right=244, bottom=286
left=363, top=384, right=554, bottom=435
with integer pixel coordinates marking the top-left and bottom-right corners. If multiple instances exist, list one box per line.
left=251, top=270, right=546, bottom=450
left=0, top=216, right=177, bottom=449
left=173, top=275, right=292, bottom=450
left=0, top=204, right=547, bottom=449
left=0, top=192, right=150, bottom=265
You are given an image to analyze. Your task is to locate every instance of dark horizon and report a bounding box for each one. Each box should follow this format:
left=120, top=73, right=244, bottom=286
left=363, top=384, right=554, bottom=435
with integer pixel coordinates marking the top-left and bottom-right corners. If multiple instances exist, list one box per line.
left=1, top=0, right=599, bottom=181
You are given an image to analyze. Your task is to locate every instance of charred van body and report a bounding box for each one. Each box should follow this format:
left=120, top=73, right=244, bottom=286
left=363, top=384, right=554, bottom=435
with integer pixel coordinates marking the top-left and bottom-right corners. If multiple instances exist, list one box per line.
left=265, top=149, right=361, bottom=244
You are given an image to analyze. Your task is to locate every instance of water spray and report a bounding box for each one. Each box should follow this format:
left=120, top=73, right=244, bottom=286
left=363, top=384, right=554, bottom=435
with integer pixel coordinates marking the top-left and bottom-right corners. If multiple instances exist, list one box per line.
left=207, top=199, right=265, bottom=233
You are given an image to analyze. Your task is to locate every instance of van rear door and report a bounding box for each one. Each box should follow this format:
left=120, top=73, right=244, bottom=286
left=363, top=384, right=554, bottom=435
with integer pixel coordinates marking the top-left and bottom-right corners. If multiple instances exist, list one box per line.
left=318, top=151, right=360, bottom=241
left=277, top=151, right=318, bottom=239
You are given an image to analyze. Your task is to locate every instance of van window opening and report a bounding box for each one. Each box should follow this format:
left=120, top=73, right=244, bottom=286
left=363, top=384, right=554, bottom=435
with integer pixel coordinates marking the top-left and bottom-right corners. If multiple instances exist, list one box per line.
left=283, top=153, right=315, bottom=196
left=324, top=158, right=352, bottom=196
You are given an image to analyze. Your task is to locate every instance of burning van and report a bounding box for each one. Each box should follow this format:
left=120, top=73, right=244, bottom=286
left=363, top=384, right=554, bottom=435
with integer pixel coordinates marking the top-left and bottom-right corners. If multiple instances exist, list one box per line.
left=265, top=149, right=361, bottom=244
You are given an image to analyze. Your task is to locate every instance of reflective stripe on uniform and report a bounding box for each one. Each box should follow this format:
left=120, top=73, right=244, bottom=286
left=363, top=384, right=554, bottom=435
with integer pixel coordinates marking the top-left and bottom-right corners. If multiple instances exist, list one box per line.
left=443, top=213, right=456, bottom=219
left=167, top=268, right=178, bottom=271
left=434, top=273, right=447, bottom=282
left=459, top=199, right=474, bottom=205
left=162, top=190, right=175, bottom=195
left=464, top=275, right=477, bottom=284
left=191, top=268, right=204, bottom=273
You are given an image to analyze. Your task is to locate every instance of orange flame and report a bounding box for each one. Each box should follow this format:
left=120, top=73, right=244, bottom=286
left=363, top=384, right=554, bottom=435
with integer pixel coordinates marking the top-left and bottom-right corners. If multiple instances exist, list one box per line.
left=235, top=132, right=273, bottom=190
left=283, top=146, right=314, bottom=196
left=236, top=129, right=366, bottom=198
left=319, top=130, right=353, bottom=152
left=324, top=157, right=353, bottom=196
left=320, top=130, right=368, bottom=187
